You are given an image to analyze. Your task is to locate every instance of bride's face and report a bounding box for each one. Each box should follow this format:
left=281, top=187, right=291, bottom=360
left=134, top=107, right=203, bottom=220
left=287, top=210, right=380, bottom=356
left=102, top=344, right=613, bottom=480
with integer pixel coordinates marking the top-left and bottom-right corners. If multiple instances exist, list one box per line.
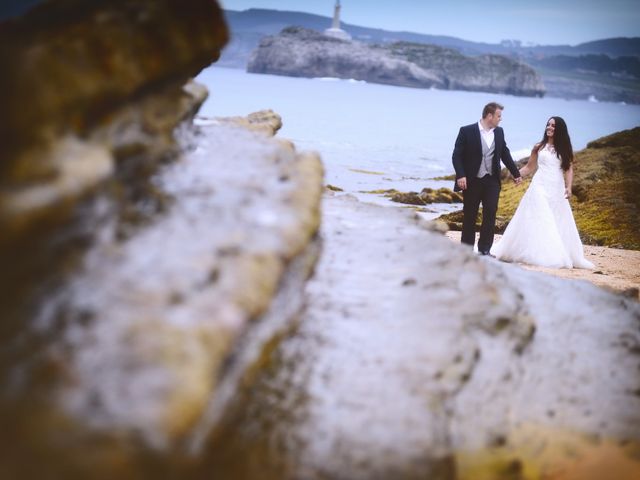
left=546, top=119, right=556, bottom=138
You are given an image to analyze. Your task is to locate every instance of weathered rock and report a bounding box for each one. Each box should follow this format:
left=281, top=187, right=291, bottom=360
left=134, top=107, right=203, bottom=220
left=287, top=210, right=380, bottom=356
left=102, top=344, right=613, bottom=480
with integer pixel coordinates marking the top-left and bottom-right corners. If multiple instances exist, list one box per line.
left=389, top=187, right=463, bottom=205
left=205, top=108, right=284, bottom=136
left=200, top=193, right=640, bottom=479
left=249, top=27, right=443, bottom=89
left=389, top=42, right=546, bottom=97
left=390, top=191, right=426, bottom=205
left=0, top=0, right=230, bottom=337
left=0, top=0, right=321, bottom=477
left=0, top=0, right=229, bottom=167
left=248, top=27, right=545, bottom=97
left=1, top=117, right=324, bottom=478
left=420, top=187, right=463, bottom=203
left=0, top=80, right=210, bottom=244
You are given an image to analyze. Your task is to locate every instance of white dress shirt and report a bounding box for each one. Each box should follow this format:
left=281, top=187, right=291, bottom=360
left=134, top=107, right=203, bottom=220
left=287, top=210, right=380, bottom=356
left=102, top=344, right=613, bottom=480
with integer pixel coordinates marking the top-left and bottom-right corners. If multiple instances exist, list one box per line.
left=478, top=120, right=495, bottom=148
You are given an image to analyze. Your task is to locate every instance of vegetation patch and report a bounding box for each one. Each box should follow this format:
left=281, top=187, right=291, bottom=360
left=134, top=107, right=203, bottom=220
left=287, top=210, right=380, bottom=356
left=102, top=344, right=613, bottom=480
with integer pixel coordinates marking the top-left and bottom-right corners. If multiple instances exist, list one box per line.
left=360, top=188, right=399, bottom=195
left=431, top=174, right=456, bottom=181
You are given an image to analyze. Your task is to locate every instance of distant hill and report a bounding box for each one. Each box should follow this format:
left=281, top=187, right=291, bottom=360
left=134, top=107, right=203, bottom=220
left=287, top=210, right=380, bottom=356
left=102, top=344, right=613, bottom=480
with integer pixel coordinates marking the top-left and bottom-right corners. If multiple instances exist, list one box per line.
left=220, top=8, right=640, bottom=103
left=527, top=54, right=640, bottom=82
left=222, top=8, right=640, bottom=63
left=572, top=38, right=640, bottom=57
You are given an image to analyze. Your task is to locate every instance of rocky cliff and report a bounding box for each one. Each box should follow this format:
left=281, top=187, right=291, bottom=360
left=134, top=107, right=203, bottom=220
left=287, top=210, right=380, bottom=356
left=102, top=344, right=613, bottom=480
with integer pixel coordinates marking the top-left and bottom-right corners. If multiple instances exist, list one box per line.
left=248, top=27, right=546, bottom=97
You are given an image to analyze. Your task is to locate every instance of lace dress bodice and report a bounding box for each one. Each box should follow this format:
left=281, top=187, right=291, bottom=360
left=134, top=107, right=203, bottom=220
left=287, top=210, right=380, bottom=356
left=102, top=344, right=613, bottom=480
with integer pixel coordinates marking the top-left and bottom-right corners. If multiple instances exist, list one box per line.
left=532, top=145, right=565, bottom=196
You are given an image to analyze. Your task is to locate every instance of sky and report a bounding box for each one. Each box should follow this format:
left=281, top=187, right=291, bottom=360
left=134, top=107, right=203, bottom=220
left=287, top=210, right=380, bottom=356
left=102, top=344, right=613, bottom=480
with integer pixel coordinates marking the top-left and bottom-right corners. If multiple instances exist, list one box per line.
left=219, top=0, right=640, bottom=46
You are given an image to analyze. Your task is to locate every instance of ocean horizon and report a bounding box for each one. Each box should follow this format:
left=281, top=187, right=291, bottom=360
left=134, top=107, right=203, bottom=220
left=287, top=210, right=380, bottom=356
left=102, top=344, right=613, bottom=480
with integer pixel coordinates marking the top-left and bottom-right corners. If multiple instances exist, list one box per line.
left=197, top=66, right=640, bottom=209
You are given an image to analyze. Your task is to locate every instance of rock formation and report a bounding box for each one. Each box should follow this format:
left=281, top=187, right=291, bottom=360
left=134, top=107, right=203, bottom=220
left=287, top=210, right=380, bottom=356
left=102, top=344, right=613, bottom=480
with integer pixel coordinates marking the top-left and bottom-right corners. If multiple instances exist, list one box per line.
left=358, top=187, right=463, bottom=206
left=388, top=42, right=546, bottom=97
left=248, top=27, right=545, bottom=97
left=0, top=1, right=323, bottom=478
left=0, top=0, right=230, bottom=327
left=199, top=193, right=640, bottom=480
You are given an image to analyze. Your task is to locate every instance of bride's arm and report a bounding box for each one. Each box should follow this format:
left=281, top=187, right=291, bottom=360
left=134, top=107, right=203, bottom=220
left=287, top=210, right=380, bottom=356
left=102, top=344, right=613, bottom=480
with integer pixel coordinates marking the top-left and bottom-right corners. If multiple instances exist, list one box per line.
left=564, top=164, right=574, bottom=198
left=519, top=145, right=539, bottom=177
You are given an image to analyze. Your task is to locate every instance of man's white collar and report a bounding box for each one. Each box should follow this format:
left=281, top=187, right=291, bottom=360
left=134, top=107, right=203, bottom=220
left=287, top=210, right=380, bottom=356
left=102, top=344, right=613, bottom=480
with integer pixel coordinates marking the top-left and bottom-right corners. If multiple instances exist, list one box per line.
left=478, top=120, right=494, bottom=132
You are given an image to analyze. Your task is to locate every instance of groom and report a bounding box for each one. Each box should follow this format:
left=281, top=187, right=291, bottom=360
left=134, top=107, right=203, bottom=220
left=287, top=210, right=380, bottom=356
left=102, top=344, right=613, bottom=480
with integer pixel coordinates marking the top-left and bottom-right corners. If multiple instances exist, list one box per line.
left=452, top=102, right=522, bottom=255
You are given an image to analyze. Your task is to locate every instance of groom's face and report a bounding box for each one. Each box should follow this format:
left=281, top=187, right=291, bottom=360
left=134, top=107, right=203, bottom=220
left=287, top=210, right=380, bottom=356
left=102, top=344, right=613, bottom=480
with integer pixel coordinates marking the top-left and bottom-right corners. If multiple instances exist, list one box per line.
left=488, top=109, right=503, bottom=129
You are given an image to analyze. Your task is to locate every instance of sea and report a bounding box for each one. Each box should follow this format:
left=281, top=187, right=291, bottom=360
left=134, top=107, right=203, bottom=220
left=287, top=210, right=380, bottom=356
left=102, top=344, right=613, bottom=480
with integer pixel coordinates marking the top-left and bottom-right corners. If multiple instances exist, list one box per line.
left=196, top=66, right=640, bottom=212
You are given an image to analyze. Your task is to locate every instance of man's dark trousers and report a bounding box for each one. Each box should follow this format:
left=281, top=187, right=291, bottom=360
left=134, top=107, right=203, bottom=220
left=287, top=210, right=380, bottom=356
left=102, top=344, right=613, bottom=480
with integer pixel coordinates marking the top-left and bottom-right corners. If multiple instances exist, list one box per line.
left=461, top=174, right=500, bottom=253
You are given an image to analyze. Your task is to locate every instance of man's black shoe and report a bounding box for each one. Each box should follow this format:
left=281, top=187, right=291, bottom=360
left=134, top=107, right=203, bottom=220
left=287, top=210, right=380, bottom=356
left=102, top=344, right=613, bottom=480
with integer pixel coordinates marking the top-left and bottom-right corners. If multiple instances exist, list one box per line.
left=478, top=250, right=495, bottom=257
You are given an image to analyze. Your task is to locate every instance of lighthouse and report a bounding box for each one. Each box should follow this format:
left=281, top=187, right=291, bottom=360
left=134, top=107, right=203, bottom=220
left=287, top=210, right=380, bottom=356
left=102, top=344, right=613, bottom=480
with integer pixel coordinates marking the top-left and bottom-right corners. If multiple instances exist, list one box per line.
left=324, top=1, right=352, bottom=41
left=331, top=0, right=342, bottom=29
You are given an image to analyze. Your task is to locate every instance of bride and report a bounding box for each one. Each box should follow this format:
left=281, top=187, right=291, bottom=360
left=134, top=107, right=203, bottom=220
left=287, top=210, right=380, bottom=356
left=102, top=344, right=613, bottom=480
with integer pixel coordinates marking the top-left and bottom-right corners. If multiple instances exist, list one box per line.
left=491, top=116, right=595, bottom=269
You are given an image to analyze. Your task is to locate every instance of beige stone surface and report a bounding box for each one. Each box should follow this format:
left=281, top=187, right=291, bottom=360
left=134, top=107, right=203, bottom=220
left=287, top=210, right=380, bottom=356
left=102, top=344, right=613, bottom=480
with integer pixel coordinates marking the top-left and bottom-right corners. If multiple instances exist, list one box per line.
left=202, top=193, right=640, bottom=480
left=2, top=117, right=324, bottom=478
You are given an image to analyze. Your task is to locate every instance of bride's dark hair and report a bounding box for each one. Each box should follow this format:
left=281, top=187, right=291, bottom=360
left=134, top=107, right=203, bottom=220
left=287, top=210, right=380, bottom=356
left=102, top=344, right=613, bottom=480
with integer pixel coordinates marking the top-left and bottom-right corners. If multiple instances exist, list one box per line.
left=534, top=116, right=573, bottom=171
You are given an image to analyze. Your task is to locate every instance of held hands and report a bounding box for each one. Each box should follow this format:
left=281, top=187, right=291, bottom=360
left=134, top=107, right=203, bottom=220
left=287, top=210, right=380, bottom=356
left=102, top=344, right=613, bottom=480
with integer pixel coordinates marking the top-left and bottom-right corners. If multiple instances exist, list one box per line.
left=457, top=176, right=521, bottom=190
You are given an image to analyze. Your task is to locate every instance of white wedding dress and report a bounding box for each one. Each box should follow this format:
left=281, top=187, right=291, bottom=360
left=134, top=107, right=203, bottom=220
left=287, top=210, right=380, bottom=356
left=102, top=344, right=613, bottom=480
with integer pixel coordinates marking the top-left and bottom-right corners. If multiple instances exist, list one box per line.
left=491, top=145, right=594, bottom=269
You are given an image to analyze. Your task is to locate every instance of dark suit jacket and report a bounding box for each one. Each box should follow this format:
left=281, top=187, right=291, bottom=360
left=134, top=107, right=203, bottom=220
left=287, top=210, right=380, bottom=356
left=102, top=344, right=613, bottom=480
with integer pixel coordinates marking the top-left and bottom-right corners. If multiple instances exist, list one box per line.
left=451, top=123, right=521, bottom=192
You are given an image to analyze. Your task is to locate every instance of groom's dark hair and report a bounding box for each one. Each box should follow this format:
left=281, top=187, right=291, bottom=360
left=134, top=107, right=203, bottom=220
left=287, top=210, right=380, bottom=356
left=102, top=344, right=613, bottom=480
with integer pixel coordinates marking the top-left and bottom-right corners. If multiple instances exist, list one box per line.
left=482, top=102, right=504, bottom=118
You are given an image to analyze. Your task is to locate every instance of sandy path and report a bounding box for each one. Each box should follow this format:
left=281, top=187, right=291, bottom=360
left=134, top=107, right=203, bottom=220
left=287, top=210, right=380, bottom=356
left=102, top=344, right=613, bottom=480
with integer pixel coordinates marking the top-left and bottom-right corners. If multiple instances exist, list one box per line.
left=445, top=231, right=640, bottom=299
